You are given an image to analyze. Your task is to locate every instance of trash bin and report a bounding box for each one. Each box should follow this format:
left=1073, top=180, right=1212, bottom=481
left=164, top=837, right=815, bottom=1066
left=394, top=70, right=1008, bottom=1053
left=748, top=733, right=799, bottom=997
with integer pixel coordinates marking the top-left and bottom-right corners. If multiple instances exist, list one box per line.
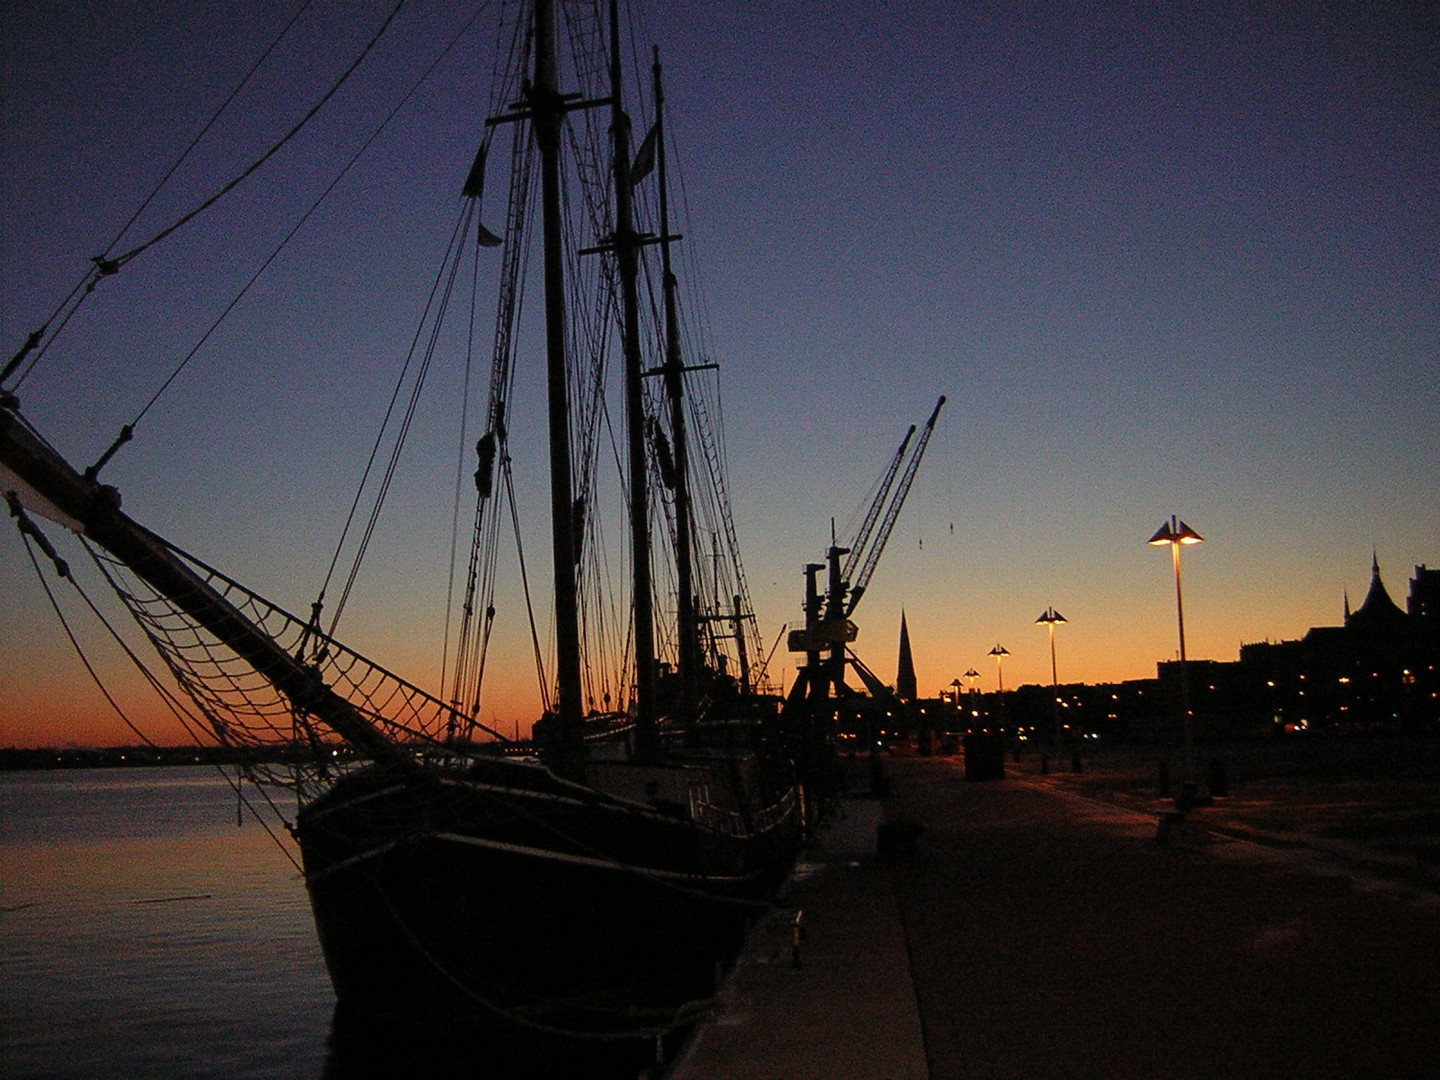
left=962, top=733, right=1005, bottom=781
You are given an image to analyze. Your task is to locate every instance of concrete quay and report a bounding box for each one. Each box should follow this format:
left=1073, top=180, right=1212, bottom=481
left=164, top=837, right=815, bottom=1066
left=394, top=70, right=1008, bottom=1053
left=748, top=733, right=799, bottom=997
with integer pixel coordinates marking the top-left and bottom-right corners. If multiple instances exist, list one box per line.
left=669, top=753, right=1440, bottom=1079
left=666, top=793, right=927, bottom=1080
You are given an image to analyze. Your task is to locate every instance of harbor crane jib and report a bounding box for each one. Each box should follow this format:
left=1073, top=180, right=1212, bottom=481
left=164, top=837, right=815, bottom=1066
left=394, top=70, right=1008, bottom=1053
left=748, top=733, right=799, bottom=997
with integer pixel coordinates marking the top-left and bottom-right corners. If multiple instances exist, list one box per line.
left=785, top=394, right=945, bottom=711
left=843, top=395, right=945, bottom=619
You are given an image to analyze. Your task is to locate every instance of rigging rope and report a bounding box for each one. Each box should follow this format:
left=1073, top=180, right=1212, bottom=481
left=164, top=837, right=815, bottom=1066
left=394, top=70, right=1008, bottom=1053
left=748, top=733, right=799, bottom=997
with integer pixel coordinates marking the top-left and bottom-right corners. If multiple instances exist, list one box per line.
left=2, top=276, right=92, bottom=390
left=321, top=203, right=475, bottom=640
left=13, top=0, right=491, bottom=495
left=440, top=5, right=542, bottom=729
left=1, top=0, right=315, bottom=392
left=108, top=0, right=407, bottom=272
left=506, top=451, right=552, bottom=717
left=11, top=509, right=303, bottom=872
left=112, top=1, right=493, bottom=455
left=440, top=210, right=489, bottom=714
left=103, top=1, right=318, bottom=270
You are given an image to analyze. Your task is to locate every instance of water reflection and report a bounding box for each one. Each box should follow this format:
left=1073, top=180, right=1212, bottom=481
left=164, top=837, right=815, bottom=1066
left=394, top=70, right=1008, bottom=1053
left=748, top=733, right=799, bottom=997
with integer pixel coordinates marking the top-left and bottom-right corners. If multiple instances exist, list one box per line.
left=321, top=1005, right=670, bottom=1080
left=1, top=768, right=330, bottom=1080
left=2, top=767, right=685, bottom=1080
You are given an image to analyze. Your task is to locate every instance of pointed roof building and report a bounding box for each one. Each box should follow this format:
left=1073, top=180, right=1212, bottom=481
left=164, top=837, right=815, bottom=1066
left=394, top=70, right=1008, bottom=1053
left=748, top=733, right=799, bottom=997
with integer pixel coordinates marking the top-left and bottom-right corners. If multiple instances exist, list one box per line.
left=1346, top=551, right=1408, bottom=634
left=896, top=611, right=917, bottom=702
left=1240, top=552, right=1438, bottom=731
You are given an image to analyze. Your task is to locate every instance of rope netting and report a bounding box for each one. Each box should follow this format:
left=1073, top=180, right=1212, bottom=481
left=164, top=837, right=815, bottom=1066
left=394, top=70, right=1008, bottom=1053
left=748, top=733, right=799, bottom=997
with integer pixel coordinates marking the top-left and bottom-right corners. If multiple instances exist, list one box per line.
left=85, top=539, right=505, bottom=787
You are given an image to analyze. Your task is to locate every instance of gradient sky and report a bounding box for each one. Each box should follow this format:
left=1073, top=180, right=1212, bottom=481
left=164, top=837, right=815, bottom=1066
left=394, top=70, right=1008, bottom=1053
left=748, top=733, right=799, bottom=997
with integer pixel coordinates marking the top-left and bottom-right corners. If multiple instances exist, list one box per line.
left=3, top=1, right=1437, bottom=747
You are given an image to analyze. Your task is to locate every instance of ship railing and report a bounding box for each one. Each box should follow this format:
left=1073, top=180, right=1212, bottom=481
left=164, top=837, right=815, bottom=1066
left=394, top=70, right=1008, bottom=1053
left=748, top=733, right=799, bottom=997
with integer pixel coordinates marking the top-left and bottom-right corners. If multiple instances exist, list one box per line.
left=691, top=787, right=797, bottom=838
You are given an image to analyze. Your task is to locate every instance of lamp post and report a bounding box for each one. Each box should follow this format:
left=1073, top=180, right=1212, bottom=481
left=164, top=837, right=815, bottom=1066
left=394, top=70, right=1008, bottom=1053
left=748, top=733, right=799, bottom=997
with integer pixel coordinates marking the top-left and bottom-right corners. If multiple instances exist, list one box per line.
left=1036, top=607, right=1066, bottom=744
left=963, top=667, right=980, bottom=727
left=987, top=644, right=1009, bottom=730
left=1148, top=515, right=1203, bottom=785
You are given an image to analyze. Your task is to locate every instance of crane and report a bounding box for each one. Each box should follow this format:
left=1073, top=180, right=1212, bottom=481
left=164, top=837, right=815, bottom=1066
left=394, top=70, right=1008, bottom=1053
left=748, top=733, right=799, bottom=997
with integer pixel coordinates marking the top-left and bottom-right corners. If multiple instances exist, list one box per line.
left=780, top=395, right=946, bottom=820
left=842, top=395, right=945, bottom=617
left=786, top=394, right=945, bottom=657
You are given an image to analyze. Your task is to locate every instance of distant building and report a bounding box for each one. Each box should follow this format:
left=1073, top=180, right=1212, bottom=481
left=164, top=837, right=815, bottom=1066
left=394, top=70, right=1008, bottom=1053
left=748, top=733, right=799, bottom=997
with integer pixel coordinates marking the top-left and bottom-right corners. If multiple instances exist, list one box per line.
left=1409, top=564, right=1440, bottom=623
left=914, top=555, right=1437, bottom=748
left=1023, top=555, right=1439, bottom=741
left=1238, top=555, right=1439, bottom=732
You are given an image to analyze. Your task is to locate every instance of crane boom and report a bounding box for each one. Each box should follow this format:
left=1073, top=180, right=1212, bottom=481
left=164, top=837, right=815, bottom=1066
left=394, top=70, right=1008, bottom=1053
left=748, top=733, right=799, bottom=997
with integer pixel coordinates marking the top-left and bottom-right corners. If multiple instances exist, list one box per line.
left=844, top=395, right=945, bottom=617
left=840, top=424, right=914, bottom=587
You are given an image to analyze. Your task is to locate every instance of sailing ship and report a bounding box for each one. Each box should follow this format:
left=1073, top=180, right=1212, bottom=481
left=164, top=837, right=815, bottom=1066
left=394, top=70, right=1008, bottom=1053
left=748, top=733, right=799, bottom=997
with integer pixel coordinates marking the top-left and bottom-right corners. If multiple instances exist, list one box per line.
left=2, top=0, right=808, bottom=1053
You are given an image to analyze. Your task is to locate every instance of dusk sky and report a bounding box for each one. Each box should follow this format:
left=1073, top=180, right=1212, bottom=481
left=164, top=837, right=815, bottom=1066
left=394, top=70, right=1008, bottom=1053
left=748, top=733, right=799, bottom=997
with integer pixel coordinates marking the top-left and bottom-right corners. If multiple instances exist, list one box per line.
left=2, top=1, right=1437, bottom=747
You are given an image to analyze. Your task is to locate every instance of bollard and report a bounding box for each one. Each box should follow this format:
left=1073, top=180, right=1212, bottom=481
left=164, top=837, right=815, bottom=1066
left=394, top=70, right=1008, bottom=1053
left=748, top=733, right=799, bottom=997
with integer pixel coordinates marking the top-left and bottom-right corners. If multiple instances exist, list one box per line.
left=1208, top=758, right=1229, bottom=798
left=1040, top=753, right=1049, bottom=775
left=792, top=909, right=805, bottom=968
left=1071, top=751, right=1082, bottom=774
left=1175, top=780, right=1197, bottom=814
left=869, top=751, right=889, bottom=797
left=963, top=734, right=1005, bottom=781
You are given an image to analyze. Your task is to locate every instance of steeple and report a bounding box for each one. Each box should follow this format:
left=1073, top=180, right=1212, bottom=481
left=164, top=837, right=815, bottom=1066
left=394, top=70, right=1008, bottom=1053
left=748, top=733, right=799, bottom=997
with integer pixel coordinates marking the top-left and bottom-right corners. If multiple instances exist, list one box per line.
left=1347, top=551, right=1407, bottom=632
left=895, top=611, right=917, bottom=702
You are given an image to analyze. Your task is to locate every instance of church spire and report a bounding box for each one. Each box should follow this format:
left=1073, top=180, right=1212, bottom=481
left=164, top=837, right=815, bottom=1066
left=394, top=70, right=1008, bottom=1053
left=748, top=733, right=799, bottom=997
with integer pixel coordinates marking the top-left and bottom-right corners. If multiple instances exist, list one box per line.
left=895, top=611, right=917, bottom=702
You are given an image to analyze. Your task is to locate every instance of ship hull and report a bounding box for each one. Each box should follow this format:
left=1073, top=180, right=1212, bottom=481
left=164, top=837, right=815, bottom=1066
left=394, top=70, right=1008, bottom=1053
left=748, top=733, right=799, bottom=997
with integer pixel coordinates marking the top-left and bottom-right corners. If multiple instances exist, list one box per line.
left=296, top=755, right=798, bottom=1042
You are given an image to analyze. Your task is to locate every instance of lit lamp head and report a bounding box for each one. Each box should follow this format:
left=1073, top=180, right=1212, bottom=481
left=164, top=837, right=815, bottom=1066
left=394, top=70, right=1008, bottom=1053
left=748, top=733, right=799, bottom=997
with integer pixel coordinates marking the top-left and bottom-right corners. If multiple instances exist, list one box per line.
left=1035, top=607, right=1067, bottom=626
left=1148, top=515, right=1203, bottom=547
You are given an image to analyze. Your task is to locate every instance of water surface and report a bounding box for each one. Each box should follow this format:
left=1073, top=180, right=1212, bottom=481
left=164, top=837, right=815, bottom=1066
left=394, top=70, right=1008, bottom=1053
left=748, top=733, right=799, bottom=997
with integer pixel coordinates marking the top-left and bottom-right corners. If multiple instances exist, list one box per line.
left=1, top=766, right=663, bottom=1079
left=1, top=767, right=331, bottom=1079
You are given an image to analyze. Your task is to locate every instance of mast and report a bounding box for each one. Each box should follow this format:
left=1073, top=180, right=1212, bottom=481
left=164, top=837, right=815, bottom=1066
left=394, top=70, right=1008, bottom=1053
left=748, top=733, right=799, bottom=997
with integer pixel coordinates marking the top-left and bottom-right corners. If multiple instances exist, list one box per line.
left=652, top=48, right=701, bottom=722
left=731, top=593, right=751, bottom=695
left=533, top=0, right=584, bottom=775
left=609, top=0, right=658, bottom=752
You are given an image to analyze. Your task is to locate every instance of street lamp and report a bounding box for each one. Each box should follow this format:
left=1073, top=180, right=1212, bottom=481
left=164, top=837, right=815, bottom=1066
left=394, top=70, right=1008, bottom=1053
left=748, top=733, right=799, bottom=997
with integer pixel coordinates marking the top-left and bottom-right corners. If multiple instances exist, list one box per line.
left=1148, top=515, right=1203, bottom=786
left=963, top=667, right=980, bottom=724
left=1036, top=607, right=1067, bottom=744
left=987, top=644, right=1009, bottom=729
